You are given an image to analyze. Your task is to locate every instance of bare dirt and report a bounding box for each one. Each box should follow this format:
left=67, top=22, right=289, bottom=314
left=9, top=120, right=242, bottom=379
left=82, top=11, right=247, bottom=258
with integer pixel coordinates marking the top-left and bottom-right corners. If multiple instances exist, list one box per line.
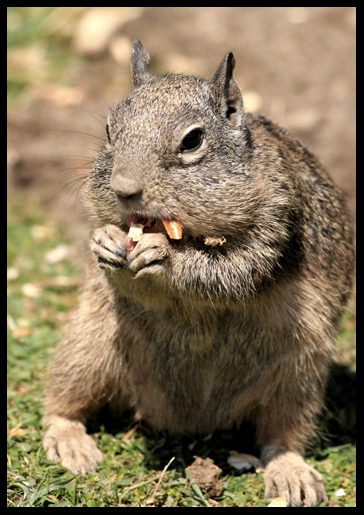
left=8, top=7, right=356, bottom=237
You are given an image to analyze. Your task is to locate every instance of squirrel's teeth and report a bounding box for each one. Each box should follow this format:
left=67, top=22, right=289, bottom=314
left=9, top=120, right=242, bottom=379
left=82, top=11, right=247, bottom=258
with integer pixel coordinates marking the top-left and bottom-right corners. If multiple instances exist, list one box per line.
left=126, top=217, right=182, bottom=241
left=162, top=220, right=183, bottom=239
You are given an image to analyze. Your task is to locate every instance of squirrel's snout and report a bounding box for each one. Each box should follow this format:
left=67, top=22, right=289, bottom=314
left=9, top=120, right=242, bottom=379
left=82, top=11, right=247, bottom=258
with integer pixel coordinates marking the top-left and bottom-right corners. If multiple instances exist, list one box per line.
left=111, top=173, right=143, bottom=211
left=111, top=174, right=143, bottom=198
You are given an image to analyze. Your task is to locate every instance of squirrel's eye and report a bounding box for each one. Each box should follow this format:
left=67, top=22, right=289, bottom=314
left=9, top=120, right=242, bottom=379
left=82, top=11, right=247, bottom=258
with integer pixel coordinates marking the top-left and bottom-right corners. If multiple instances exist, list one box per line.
left=106, top=123, right=111, bottom=143
left=180, top=129, right=203, bottom=153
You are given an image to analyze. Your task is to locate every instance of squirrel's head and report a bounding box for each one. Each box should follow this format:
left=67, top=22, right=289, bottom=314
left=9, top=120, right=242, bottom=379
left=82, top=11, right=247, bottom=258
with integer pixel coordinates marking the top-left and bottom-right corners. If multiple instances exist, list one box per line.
left=92, top=40, right=255, bottom=239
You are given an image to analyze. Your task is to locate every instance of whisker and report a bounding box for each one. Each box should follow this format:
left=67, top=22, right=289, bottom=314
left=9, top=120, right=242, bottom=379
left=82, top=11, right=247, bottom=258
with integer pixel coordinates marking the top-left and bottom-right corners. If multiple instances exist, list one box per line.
left=72, top=106, right=107, bottom=128
left=48, top=128, right=105, bottom=142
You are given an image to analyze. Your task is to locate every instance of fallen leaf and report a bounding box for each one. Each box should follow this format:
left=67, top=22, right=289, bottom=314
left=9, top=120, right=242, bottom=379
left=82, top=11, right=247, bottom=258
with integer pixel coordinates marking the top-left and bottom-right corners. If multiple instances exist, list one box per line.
left=243, top=91, right=263, bottom=113
left=44, top=276, right=81, bottom=288
left=340, top=476, right=350, bottom=488
left=267, top=497, right=288, bottom=507
left=36, top=84, right=84, bottom=107
left=8, top=424, right=29, bottom=437
left=7, top=267, right=19, bottom=281
left=74, top=7, right=143, bottom=55
left=108, top=36, right=132, bottom=65
left=121, top=423, right=139, bottom=441
left=12, top=328, right=31, bottom=338
left=45, top=244, right=70, bottom=263
left=21, top=283, right=41, bottom=298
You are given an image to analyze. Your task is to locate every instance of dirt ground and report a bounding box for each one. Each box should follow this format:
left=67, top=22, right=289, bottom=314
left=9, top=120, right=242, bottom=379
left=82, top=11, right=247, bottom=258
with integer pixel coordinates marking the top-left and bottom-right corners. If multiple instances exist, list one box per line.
left=7, top=7, right=356, bottom=238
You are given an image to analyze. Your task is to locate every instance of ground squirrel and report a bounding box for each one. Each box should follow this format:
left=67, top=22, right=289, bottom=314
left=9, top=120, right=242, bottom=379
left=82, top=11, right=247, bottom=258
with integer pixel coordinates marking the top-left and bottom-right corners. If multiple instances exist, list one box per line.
left=43, top=40, right=355, bottom=507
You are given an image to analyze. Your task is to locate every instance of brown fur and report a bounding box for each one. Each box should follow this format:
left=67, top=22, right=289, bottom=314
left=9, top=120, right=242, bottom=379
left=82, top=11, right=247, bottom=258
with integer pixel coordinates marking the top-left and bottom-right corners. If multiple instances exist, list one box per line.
left=43, top=41, right=354, bottom=506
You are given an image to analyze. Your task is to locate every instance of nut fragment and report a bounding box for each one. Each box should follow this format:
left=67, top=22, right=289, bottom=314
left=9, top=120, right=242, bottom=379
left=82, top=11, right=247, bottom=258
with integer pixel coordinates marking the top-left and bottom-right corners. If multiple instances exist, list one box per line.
left=204, top=236, right=226, bottom=247
left=162, top=220, right=182, bottom=239
left=128, top=222, right=144, bottom=242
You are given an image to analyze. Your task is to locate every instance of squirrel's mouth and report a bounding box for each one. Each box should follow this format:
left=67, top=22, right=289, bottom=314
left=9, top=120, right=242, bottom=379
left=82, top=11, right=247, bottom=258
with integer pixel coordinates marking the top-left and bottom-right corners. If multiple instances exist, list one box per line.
left=125, top=215, right=182, bottom=251
left=127, top=215, right=160, bottom=232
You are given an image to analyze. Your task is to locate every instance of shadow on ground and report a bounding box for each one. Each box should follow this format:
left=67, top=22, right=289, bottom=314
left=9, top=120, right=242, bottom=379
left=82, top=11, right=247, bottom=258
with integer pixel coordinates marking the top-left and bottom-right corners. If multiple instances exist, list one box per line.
left=88, top=362, right=355, bottom=474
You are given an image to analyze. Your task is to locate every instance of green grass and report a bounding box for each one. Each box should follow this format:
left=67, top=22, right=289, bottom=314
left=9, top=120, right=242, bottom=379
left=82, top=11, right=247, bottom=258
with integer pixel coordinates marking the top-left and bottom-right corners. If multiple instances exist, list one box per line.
left=7, top=197, right=356, bottom=507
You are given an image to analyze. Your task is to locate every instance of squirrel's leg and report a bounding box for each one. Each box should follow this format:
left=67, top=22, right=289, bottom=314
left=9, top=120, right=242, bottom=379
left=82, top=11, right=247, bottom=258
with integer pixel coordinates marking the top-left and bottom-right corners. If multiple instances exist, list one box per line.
left=43, top=268, right=130, bottom=475
left=253, top=371, right=327, bottom=507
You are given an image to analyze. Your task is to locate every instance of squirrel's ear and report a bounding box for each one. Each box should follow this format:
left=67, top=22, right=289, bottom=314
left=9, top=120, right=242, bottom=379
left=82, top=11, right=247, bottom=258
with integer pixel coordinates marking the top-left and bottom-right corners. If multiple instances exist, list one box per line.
left=131, top=40, right=151, bottom=87
left=212, top=52, right=244, bottom=128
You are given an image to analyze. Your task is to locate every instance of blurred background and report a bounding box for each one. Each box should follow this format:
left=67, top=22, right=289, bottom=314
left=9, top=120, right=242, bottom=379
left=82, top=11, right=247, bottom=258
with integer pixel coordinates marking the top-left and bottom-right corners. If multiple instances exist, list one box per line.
left=8, top=7, right=356, bottom=234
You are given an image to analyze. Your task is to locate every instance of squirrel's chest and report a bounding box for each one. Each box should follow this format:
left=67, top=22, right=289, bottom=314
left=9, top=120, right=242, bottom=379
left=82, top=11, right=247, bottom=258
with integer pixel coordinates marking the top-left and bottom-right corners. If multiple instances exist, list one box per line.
left=123, top=331, right=253, bottom=433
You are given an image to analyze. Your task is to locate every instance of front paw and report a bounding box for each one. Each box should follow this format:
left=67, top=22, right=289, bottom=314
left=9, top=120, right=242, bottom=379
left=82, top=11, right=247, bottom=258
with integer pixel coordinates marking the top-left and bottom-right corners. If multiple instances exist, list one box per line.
left=128, top=233, right=170, bottom=275
left=43, top=415, right=103, bottom=477
left=264, top=452, right=327, bottom=507
left=90, top=225, right=127, bottom=270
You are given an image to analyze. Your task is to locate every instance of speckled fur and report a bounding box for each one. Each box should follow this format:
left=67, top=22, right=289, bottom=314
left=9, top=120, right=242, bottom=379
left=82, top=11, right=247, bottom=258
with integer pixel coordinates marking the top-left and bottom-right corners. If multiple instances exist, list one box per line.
left=43, top=41, right=354, bottom=506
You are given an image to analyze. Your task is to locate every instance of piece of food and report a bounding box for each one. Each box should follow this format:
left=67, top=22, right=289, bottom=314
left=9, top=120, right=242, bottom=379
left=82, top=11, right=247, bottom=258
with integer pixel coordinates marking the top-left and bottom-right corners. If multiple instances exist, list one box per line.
left=126, top=218, right=182, bottom=254
left=204, top=236, right=226, bottom=247
left=128, top=222, right=145, bottom=242
left=162, top=220, right=182, bottom=239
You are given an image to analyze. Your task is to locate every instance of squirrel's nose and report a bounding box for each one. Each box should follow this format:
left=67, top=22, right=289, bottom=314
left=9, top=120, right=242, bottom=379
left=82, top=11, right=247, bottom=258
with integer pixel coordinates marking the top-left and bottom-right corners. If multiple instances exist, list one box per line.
left=110, top=173, right=143, bottom=199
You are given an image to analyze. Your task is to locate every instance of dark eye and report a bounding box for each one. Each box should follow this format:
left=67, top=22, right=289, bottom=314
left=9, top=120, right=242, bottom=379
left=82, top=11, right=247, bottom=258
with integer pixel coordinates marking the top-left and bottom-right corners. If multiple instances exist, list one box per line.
left=180, top=128, right=204, bottom=153
left=106, top=123, right=111, bottom=143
